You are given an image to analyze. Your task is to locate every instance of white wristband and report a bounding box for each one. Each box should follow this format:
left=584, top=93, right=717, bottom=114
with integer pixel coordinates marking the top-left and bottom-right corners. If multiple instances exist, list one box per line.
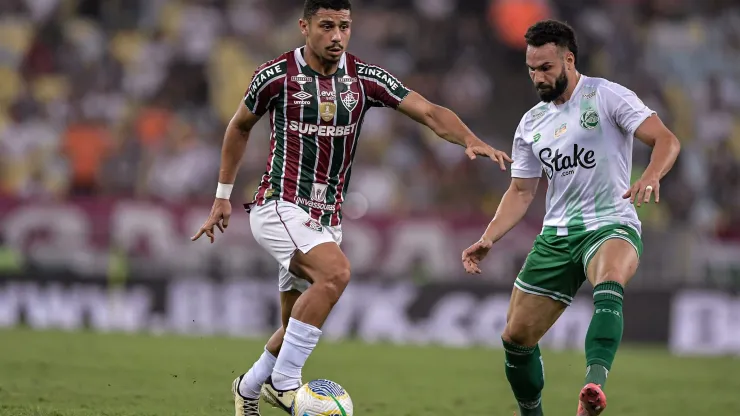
left=216, top=182, right=233, bottom=200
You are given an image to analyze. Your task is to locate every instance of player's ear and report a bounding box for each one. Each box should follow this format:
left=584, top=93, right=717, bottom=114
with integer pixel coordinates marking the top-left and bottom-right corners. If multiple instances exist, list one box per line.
left=565, top=52, right=575, bottom=70
left=299, top=18, right=309, bottom=36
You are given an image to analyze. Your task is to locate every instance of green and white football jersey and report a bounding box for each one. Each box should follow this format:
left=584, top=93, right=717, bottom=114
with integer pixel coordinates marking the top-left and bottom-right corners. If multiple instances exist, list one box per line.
left=511, top=75, right=655, bottom=235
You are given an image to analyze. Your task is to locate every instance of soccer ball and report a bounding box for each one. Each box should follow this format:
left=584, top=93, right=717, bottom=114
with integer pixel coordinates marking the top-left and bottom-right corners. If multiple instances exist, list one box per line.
left=290, top=379, right=353, bottom=416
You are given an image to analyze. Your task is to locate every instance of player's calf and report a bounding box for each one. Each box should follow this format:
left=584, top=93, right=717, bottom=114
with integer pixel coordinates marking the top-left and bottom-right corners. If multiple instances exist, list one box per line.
left=501, top=289, right=566, bottom=416
left=290, top=265, right=351, bottom=325
left=502, top=337, right=545, bottom=416
left=583, top=280, right=624, bottom=389
left=237, top=289, right=299, bottom=401
left=238, top=347, right=279, bottom=399
left=584, top=237, right=638, bottom=389
left=271, top=243, right=352, bottom=391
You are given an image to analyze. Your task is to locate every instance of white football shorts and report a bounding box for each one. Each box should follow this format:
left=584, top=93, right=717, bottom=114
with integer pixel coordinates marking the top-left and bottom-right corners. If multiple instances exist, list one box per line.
left=249, top=200, right=342, bottom=292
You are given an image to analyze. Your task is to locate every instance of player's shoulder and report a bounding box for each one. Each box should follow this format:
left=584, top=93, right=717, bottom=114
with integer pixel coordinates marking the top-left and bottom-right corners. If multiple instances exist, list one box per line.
left=346, top=52, right=373, bottom=70
left=518, top=101, right=551, bottom=133
left=348, top=53, right=403, bottom=82
left=252, top=51, right=291, bottom=74
left=246, top=52, right=291, bottom=97
left=587, top=76, right=636, bottom=98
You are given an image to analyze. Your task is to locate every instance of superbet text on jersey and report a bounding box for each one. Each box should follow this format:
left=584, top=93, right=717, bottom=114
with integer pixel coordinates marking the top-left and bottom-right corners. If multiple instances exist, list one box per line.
left=243, top=47, right=411, bottom=226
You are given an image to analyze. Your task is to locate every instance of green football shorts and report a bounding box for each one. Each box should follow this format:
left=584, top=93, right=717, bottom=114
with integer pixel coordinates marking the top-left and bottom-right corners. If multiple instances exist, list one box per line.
left=515, top=224, right=642, bottom=305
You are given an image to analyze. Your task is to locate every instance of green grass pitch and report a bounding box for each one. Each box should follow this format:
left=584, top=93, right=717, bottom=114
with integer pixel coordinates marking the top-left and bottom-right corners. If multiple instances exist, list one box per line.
left=1, top=328, right=738, bottom=415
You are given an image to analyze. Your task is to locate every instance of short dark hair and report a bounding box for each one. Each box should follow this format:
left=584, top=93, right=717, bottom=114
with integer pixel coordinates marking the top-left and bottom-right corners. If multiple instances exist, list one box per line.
left=524, top=20, right=578, bottom=65
left=304, top=0, right=352, bottom=20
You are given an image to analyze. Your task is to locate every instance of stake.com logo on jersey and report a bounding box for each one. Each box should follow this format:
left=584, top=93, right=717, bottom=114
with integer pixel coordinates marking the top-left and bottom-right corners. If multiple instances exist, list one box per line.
left=288, top=121, right=357, bottom=137
left=538, top=143, right=597, bottom=179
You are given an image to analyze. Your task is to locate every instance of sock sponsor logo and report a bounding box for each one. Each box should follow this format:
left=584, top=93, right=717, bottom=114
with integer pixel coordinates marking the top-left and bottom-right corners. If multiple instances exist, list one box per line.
left=595, top=308, right=621, bottom=317
left=518, top=398, right=542, bottom=410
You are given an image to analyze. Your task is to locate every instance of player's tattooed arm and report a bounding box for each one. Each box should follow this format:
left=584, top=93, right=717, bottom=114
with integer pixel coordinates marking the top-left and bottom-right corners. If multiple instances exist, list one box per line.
left=397, top=91, right=513, bottom=171
left=623, top=115, right=681, bottom=206
left=462, top=177, right=539, bottom=274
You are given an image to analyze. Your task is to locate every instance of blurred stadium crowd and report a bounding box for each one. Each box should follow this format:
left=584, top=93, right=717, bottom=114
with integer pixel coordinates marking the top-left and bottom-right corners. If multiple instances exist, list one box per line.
left=1, top=0, right=739, bottom=240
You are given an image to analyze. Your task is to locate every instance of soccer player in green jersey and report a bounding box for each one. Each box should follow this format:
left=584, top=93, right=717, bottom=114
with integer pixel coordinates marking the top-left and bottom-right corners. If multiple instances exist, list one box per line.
left=462, top=20, right=681, bottom=416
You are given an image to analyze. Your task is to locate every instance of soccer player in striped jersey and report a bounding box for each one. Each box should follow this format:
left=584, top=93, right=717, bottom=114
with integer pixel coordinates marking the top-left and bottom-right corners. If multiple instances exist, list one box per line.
left=461, top=20, right=681, bottom=416
left=190, top=1, right=512, bottom=415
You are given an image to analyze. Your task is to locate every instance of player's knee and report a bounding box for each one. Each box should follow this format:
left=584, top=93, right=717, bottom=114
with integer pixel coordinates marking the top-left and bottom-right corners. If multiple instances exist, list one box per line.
left=594, top=269, right=629, bottom=286
left=502, top=319, right=541, bottom=347
left=319, top=263, right=351, bottom=303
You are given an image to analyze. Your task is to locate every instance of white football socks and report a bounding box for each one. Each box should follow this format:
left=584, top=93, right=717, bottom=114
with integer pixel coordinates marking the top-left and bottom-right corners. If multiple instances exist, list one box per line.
left=239, top=348, right=277, bottom=399
left=271, top=318, right=322, bottom=390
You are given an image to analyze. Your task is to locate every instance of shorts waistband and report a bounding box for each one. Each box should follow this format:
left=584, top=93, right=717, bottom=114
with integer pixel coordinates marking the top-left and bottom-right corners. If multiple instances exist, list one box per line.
left=541, top=222, right=638, bottom=237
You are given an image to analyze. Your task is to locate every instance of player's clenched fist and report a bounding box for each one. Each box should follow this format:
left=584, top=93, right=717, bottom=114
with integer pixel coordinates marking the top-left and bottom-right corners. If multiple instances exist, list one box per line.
left=622, top=175, right=660, bottom=207
left=191, top=198, right=232, bottom=244
left=462, top=237, right=494, bottom=274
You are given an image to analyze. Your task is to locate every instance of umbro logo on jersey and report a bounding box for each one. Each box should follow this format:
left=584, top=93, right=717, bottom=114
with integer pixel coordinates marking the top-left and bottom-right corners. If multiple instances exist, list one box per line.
left=293, top=91, right=312, bottom=100
left=292, top=91, right=312, bottom=105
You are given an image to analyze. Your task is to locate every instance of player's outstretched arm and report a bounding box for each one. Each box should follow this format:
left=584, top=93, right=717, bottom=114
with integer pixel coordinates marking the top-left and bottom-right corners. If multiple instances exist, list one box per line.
left=623, top=115, right=681, bottom=206
left=462, top=177, right=539, bottom=274
left=397, top=91, right=513, bottom=171
left=192, top=104, right=262, bottom=243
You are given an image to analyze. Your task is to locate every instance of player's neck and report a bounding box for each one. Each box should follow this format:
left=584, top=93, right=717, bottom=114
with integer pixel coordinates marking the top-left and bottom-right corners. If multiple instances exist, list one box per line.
left=553, top=72, right=581, bottom=105
left=303, top=46, right=339, bottom=76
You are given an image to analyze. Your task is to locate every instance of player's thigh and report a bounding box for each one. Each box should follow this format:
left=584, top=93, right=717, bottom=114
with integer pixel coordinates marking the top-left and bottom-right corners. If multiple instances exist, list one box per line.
left=583, top=226, right=642, bottom=287
left=251, top=200, right=346, bottom=290
left=504, top=286, right=567, bottom=347
left=514, top=234, right=581, bottom=306
left=505, top=235, right=574, bottom=346
left=289, top=240, right=350, bottom=289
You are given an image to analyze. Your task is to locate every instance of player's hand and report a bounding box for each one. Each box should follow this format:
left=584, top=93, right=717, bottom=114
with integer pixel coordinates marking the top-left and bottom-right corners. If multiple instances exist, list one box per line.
left=191, top=198, right=232, bottom=243
left=623, top=175, right=660, bottom=207
left=462, top=237, right=494, bottom=274
left=464, top=138, right=513, bottom=171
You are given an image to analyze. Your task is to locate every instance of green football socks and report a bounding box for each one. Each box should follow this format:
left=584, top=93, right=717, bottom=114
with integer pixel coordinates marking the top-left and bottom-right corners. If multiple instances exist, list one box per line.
left=584, top=281, right=625, bottom=388
left=502, top=339, right=545, bottom=416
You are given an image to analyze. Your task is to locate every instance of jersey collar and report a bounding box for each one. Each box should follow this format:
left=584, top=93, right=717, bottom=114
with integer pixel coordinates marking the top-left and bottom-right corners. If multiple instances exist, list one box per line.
left=571, top=73, right=587, bottom=98
left=294, top=47, right=346, bottom=71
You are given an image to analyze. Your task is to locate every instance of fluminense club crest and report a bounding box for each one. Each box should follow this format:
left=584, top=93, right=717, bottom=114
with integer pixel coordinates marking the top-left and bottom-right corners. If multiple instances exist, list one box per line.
left=340, top=90, right=359, bottom=112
